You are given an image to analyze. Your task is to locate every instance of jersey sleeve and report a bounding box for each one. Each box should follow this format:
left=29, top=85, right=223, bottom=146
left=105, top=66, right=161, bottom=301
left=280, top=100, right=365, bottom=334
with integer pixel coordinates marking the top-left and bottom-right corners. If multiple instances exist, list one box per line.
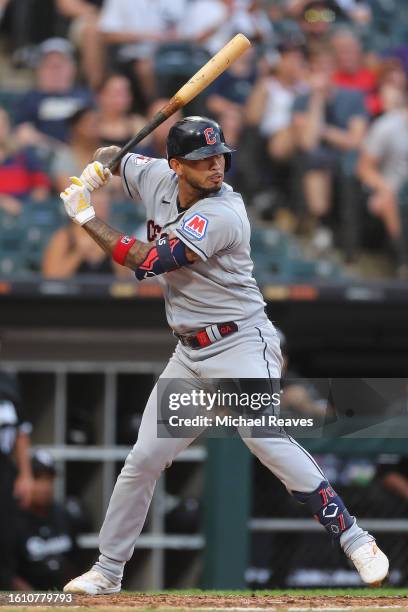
left=120, top=153, right=170, bottom=202
left=173, top=199, right=243, bottom=262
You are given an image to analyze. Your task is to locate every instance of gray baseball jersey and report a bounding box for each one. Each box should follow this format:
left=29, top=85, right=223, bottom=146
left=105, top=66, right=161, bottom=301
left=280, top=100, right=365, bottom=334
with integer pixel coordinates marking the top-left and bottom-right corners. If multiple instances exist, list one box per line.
left=120, top=153, right=268, bottom=334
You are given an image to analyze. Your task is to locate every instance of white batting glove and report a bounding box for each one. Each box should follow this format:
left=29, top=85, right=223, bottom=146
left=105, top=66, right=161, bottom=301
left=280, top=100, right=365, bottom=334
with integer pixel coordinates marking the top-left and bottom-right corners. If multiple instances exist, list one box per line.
left=60, top=178, right=95, bottom=225
left=79, top=161, right=112, bottom=192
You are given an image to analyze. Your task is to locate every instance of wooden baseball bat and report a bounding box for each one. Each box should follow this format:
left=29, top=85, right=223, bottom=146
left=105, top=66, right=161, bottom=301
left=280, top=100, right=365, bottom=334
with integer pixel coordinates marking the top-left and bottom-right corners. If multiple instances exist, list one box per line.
left=107, top=33, right=251, bottom=170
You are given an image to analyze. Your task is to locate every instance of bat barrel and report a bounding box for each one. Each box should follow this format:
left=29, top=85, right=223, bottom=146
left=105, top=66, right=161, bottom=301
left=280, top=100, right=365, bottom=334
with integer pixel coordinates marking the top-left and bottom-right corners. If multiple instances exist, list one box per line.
left=106, top=33, right=251, bottom=170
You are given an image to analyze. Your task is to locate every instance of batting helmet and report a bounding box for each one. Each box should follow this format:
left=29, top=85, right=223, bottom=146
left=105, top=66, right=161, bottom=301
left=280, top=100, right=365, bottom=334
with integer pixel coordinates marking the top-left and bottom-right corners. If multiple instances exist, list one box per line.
left=167, top=116, right=235, bottom=171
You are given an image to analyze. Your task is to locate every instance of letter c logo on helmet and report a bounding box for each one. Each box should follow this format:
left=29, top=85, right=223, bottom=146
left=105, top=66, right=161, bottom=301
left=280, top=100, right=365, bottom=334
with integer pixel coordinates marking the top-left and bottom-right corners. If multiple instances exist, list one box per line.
left=204, top=127, right=216, bottom=145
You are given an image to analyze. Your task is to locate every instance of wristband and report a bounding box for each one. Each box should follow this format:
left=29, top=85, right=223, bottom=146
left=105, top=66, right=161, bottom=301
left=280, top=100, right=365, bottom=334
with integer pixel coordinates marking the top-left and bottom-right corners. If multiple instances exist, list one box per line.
left=113, top=234, right=136, bottom=265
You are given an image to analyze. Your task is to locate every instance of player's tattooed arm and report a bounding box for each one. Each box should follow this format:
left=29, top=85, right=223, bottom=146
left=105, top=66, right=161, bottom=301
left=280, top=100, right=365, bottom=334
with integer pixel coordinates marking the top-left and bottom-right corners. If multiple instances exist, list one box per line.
left=84, top=217, right=150, bottom=268
left=83, top=218, right=199, bottom=269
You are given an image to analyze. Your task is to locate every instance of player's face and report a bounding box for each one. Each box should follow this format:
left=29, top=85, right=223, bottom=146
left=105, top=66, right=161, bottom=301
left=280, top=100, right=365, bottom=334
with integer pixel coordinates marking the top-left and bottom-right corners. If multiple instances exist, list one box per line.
left=179, top=154, right=225, bottom=194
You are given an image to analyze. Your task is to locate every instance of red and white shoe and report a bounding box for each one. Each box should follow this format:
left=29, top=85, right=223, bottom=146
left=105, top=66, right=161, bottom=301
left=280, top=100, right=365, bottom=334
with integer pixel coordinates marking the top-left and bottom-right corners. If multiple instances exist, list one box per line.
left=350, top=542, right=389, bottom=586
left=63, top=569, right=121, bottom=595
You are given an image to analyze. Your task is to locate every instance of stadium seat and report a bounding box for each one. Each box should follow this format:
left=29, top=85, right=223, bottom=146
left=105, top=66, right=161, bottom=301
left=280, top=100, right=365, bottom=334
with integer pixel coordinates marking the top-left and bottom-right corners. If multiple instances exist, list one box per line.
left=155, top=42, right=210, bottom=78
left=0, top=90, right=25, bottom=122
left=251, top=227, right=344, bottom=281
left=0, top=224, right=25, bottom=277
left=154, top=42, right=210, bottom=107
left=20, top=198, right=65, bottom=271
left=109, top=199, right=145, bottom=235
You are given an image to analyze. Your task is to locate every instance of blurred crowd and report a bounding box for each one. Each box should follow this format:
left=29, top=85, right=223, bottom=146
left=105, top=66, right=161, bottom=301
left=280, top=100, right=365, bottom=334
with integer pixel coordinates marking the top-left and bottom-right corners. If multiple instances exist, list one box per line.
left=1, top=0, right=408, bottom=279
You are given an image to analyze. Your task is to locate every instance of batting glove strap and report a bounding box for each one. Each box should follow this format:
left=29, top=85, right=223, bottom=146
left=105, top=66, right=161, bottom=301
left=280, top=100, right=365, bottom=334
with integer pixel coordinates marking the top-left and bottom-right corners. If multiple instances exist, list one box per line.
left=76, top=206, right=96, bottom=226
left=60, top=180, right=95, bottom=225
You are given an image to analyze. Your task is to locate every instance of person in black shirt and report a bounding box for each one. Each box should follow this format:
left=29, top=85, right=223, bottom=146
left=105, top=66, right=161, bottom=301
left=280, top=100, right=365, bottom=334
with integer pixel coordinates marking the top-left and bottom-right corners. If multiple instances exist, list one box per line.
left=15, top=451, right=81, bottom=591
left=0, top=371, right=33, bottom=590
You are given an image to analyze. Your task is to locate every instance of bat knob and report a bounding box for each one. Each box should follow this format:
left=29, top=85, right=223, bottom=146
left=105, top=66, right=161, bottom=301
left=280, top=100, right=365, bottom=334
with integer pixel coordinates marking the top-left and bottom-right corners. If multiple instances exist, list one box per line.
left=93, top=146, right=121, bottom=172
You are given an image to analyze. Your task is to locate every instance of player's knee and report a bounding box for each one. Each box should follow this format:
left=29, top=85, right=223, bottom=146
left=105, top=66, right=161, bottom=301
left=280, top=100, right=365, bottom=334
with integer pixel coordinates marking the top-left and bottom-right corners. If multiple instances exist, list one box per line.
left=292, top=480, right=354, bottom=539
left=124, top=447, right=170, bottom=478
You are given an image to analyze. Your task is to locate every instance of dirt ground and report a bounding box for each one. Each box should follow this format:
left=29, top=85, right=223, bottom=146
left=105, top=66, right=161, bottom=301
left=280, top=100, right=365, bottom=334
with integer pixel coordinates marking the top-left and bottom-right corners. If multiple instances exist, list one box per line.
left=59, top=593, right=408, bottom=609
left=1, top=593, right=408, bottom=610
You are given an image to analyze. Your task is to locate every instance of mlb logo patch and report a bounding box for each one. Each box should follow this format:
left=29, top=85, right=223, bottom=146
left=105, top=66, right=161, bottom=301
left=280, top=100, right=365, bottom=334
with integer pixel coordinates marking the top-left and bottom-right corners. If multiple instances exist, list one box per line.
left=182, top=213, right=208, bottom=240
left=134, top=154, right=152, bottom=166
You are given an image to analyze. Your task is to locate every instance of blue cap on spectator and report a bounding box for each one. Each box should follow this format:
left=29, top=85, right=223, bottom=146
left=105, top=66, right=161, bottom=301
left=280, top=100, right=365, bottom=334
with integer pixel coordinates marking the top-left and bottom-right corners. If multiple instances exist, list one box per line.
left=38, top=37, right=75, bottom=60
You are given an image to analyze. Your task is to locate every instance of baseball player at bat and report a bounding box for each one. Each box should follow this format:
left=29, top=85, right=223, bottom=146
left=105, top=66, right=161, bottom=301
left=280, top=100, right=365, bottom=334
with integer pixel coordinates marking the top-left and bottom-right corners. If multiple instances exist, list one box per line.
left=62, top=117, right=388, bottom=594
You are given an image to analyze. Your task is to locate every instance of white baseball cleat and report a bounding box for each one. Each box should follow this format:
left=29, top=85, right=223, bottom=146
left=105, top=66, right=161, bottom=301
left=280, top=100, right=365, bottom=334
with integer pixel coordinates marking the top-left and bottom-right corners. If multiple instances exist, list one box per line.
left=350, top=542, right=389, bottom=586
left=63, top=569, right=121, bottom=595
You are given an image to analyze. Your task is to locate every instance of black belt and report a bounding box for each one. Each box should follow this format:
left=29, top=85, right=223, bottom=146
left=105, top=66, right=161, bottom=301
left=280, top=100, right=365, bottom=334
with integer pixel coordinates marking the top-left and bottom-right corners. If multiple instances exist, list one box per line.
left=177, top=321, right=238, bottom=349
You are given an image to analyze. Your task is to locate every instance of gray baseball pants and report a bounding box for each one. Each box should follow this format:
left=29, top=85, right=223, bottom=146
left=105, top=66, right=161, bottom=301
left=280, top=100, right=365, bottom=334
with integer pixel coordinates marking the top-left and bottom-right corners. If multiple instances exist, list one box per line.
left=94, top=321, right=372, bottom=581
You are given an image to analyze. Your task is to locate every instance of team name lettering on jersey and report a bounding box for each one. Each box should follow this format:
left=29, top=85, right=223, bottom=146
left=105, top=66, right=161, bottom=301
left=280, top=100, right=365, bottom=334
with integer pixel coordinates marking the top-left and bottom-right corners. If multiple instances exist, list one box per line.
left=182, top=213, right=208, bottom=240
left=147, top=219, right=162, bottom=242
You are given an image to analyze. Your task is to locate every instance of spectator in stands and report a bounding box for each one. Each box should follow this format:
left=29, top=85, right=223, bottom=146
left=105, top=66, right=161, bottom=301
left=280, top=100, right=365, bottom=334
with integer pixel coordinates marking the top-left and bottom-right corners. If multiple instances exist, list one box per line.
left=376, top=59, right=407, bottom=114
left=357, top=94, right=408, bottom=272
left=42, top=189, right=129, bottom=278
left=0, top=107, right=50, bottom=216
left=97, top=74, right=145, bottom=149
left=240, top=36, right=307, bottom=209
left=231, top=0, right=275, bottom=46
left=14, top=451, right=81, bottom=591
left=331, top=28, right=378, bottom=116
left=287, top=0, right=371, bottom=29
left=206, top=46, right=257, bottom=147
left=0, top=0, right=9, bottom=23
left=292, top=45, right=368, bottom=234
left=377, top=455, right=408, bottom=505
left=55, top=0, right=105, bottom=90
left=51, top=105, right=101, bottom=194
left=15, top=38, right=93, bottom=147
left=292, top=0, right=349, bottom=45
left=0, top=371, right=33, bottom=590
left=135, top=98, right=183, bottom=159
left=246, top=36, right=307, bottom=161
left=179, top=0, right=273, bottom=55
left=98, top=0, right=185, bottom=107
left=177, top=0, right=234, bottom=56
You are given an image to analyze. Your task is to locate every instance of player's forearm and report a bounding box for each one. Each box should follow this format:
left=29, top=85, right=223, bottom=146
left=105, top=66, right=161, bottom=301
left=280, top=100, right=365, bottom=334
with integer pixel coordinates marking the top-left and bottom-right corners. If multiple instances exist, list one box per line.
left=102, top=31, right=159, bottom=45
left=14, top=433, right=32, bottom=477
left=298, top=96, right=325, bottom=150
left=322, top=122, right=366, bottom=151
left=245, top=81, right=267, bottom=126
left=43, top=250, right=84, bottom=278
left=357, top=153, right=392, bottom=193
left=56, top=0, right=96, bottom=17
left=83, top=217, right=150, bottom=269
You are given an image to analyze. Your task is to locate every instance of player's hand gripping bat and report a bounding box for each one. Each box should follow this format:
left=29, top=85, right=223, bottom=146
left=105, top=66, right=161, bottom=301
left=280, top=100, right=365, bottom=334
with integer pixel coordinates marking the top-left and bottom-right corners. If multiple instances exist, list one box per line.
left=99, top=34, right=251, bottom=171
